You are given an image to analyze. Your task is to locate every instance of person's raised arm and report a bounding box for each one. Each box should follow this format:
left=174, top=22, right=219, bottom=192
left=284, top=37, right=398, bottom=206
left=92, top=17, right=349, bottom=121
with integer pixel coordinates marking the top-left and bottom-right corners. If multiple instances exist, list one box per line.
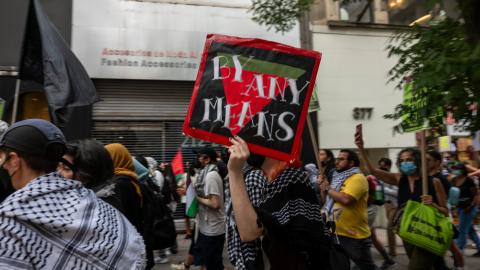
left=228, top=137, right=263, bottom=242
left=354, top=124, right=399, bottom=186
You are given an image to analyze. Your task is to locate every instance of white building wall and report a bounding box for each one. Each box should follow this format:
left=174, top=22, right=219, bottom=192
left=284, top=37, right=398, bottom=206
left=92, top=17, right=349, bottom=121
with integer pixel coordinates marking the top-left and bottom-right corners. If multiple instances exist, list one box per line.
left=312, top=24, right=415, bottom=155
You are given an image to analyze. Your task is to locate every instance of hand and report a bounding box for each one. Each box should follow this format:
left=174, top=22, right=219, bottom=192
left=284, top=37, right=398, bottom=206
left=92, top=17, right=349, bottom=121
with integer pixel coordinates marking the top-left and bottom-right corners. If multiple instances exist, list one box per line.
left=176, top=187, right=186, bottom=196
left=317, top=175, right=326, bottom=186
left=318, top=177, right=331, bottom=192
left=421, top=195, right=433, bottom=205
left=227, top=136, right=249, bottom=174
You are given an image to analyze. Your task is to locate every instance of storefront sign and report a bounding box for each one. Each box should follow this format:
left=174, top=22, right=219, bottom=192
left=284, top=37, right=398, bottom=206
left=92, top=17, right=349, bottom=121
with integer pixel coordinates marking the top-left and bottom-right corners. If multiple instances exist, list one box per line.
left=183, top=34, right=321, bottom=162
left=71, top=0, right=299, bottom=81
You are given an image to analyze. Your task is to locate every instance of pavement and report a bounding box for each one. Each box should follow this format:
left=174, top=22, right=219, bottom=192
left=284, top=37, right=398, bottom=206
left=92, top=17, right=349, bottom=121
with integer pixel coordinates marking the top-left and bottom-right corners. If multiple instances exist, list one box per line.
left=154, top=229, right=480, bottom=270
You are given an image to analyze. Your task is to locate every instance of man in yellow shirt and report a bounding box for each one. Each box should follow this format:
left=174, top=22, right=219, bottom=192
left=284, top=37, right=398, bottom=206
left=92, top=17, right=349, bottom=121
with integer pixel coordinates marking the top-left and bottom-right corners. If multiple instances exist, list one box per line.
left=319, top=149, right=378, bottom=270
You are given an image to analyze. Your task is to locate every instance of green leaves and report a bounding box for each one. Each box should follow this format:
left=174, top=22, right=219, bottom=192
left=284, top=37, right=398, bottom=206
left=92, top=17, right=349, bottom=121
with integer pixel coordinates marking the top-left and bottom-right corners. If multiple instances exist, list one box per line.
left=249, top=0, right=315, bottom=33
left=386, top=18, right=480, bottom=133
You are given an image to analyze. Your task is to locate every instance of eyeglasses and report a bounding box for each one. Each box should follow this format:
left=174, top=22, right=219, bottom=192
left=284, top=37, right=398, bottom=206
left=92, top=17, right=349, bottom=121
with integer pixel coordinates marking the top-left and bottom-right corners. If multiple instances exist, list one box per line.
left=336, top=157, right=348, bottom=161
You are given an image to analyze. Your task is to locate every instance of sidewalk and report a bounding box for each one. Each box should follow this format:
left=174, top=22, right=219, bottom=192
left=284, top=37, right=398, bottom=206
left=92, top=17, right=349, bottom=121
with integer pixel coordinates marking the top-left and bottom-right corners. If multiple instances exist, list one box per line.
left=154, top=229, right=480, bottom=270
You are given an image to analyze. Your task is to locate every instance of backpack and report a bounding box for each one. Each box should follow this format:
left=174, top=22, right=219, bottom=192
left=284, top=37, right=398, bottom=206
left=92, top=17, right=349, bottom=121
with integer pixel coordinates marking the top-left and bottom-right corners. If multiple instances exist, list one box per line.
left=140, top=177, right=177, bottom=250
left=367, top=175, right=385, bottom=206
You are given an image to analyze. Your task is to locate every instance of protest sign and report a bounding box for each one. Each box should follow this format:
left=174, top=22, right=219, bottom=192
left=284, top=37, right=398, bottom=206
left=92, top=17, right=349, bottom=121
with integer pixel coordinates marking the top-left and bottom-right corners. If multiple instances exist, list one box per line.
left=0, top=99, right=5, bottom=119
left=438, top=136, right=453, bottom=152
left=183, top=34, right=321, bottom=162
left=401, top=83, right=442, bottom=133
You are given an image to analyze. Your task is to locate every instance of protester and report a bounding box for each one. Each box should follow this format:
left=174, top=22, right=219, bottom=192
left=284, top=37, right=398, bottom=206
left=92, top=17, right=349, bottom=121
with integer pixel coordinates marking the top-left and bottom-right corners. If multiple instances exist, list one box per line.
left=171, top=160, right=199, bottom=270
left=228, top=137, right=327, bottom=269
left=451, top=162, right=480, bottom=256
left=105, top=143, right=154, bottom=268
left=319, top=148, right=336, bottom=182
left=377, top=157, right=398, bottom=258
left=427, top=151, right=464, bottom=269
left=192, top=146, right=225, bottom=270
left=0, top=119, right=145, bottom=268
left=355, top=127, right=448, bottom=270
left=319, top=149, right=378, bottom=270
left=366, top=174, right=396, bottom=269
left=60, top=140, right=121, bottom=210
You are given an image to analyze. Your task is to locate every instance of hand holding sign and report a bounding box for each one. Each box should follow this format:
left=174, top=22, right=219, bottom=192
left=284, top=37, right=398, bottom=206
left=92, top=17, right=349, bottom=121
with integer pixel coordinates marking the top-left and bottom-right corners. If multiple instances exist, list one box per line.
left=183, top=34, right=321, bottom=162
left=227, top=136, right=250, bottom=173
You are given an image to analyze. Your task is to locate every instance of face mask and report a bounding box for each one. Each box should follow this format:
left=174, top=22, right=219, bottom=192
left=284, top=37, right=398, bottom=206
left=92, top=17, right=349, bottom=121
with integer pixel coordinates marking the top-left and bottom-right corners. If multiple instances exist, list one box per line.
left=400, top=161, right=417, bottom=176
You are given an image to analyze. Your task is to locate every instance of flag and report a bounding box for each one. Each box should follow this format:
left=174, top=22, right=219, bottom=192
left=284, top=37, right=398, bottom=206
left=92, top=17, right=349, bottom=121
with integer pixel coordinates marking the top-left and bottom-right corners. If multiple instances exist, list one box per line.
left=185, top=172, right=198, bottom=218
left=171, top=149, right=185, bottom=181
left=18, top=0, right=99, bottom=129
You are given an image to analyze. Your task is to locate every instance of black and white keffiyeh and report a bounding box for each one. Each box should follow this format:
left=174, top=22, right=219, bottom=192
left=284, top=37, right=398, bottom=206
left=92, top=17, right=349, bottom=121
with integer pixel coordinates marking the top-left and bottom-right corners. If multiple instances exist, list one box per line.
left=226, top=167, right=324, bottom=270
left=325, top=167, right=360, bottom=217
left=0, top=172, right=146, bottom=270
left=226, top=167, right=265, bottom=270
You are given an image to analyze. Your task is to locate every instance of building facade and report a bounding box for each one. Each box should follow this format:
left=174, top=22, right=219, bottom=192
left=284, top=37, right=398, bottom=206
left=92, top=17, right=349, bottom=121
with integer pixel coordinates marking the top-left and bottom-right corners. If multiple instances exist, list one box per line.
left=0, top=0, right=302, bottom=163
left=308, top=0, right=458, bottom=169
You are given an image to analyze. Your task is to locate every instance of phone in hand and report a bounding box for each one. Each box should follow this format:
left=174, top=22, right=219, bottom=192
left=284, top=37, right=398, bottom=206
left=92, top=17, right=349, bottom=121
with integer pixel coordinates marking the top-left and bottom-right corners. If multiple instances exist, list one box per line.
left=355, top=123, right=363, bottom=137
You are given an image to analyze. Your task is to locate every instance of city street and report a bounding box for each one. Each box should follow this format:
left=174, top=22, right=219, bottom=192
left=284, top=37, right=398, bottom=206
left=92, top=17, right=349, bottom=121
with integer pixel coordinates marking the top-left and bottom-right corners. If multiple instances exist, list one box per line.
left=155, top=229, right=480, bottom=270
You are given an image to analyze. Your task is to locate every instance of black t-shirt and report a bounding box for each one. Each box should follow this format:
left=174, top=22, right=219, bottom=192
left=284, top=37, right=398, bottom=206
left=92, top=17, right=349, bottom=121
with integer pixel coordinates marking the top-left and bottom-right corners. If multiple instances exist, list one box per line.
left=457, top=177, right=476, bottom=209
left=397, top=175, right=438, bottom=207
left=433, top=172, right=451, bottom=194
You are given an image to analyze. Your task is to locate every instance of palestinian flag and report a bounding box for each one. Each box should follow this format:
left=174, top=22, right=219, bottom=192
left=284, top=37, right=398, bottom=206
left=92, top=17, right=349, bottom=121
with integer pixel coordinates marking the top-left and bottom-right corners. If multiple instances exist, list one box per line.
left=183, top=34, right=321, bottom=162
left=171, top=149, right=185, bottom=182
left=185, top=172, right=198, bottom=218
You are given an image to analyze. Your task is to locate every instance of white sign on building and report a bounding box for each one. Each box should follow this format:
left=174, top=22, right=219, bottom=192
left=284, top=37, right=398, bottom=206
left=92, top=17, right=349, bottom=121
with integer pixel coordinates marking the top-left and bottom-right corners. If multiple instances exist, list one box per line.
left=72, top=0, right=300, bottom=81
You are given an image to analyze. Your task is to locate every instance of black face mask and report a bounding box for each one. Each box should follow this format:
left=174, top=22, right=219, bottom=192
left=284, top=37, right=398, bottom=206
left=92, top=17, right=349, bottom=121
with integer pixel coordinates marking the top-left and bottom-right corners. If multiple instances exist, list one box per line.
left=0, top=167, right=14, bottom=202
left=247, top=153, right=265, bottom=169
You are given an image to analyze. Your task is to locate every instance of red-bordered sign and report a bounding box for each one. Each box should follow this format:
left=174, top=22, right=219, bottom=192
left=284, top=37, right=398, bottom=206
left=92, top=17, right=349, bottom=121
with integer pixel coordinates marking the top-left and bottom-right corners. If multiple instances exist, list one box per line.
left=183, top=34, right=321, bottom=162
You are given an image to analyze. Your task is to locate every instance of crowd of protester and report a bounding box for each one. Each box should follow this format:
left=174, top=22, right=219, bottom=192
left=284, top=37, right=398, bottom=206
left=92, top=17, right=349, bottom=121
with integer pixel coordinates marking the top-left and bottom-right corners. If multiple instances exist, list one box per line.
left=1, top=119, right=480, bottom=270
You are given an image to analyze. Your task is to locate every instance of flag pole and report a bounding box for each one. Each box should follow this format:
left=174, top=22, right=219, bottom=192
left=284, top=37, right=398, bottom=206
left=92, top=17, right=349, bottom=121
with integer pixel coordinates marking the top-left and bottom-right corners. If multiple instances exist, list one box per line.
left=10, top=79, right=21, bottom=124
left=307, top=114, right=322, bottom=171
left=420, top=130, right=428, bottom=196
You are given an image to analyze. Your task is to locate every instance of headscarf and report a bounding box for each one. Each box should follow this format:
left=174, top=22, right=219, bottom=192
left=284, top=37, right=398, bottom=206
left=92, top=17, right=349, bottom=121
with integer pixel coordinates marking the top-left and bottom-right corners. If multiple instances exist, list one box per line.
left=105, top=143, right=142, bottom=200
left=133, top=158, right=149, bottom=183
left=105, top=143, right=138, bottom=180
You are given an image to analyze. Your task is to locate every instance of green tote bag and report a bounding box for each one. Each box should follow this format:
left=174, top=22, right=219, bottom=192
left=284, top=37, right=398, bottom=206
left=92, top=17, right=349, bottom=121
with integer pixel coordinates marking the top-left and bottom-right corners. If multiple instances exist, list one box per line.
left=399, top=200, right=453, bottom=256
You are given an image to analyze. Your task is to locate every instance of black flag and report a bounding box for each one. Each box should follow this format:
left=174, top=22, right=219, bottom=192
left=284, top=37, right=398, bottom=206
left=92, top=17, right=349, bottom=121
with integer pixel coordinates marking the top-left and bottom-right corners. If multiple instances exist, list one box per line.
left=19, top=0, right=99, bottom=128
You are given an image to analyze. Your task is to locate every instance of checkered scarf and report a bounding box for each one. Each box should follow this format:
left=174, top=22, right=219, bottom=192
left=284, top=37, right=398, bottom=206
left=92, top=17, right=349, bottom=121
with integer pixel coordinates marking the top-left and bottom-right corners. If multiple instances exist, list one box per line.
left=325, top=167, right=360, bottom=217
left=0, top=172, right=146, bottom=269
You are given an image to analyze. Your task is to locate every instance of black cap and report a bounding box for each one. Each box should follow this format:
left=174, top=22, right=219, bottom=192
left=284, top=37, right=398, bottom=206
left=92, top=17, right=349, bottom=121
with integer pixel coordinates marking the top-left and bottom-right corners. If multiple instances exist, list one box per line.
left=0, top=119, right=66, bottom=161
left=195, top=146, right=217, bottom=162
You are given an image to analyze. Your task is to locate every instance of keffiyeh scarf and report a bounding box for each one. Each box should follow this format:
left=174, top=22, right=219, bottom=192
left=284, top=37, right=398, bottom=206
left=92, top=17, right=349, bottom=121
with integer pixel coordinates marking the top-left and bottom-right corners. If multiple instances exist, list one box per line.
left=0, top=172, right=146, bottom=270
left=325, top=167, right=360, bottom=217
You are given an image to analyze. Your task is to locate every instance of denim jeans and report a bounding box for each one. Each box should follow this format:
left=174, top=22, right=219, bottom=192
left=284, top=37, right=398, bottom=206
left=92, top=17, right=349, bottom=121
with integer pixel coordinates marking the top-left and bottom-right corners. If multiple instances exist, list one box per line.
left=456, top=207, right=480, bottom=250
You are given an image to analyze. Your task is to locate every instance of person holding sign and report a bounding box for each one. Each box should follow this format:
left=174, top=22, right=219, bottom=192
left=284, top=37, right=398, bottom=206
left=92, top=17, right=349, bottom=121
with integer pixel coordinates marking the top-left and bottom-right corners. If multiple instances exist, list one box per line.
left=227, top=136, right=327, bottom=270
left=354, top=124, right=448, bottom=270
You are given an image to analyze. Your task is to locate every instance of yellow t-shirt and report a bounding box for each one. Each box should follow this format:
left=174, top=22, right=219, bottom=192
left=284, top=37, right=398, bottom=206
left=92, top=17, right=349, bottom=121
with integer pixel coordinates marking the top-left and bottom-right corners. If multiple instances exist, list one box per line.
left=332, top=173, right=371, bottom=239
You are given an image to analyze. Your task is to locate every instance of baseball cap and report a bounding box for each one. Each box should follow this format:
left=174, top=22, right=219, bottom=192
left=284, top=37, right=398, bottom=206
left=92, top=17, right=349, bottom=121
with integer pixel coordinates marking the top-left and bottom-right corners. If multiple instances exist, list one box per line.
left=0, top=119, right=66, bottom=161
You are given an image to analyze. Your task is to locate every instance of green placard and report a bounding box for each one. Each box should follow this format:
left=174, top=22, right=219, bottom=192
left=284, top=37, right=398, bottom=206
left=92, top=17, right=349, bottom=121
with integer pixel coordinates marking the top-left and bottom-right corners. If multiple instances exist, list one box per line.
left=401, top=83, right=442, bottom=133
left=308, top=84, right=320, bottom=113
left=0, top=99, right=5, bottom=119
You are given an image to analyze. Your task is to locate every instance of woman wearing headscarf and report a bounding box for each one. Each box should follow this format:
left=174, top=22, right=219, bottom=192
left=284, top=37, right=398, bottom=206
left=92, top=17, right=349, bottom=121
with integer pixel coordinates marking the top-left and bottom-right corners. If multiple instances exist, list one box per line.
left=105, top=143, right=144, bottom=234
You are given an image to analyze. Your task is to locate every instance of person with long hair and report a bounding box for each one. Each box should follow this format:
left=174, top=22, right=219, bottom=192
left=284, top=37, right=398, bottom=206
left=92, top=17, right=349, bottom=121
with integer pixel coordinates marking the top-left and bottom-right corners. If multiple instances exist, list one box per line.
left=355, top=126, right=448, bottom=270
